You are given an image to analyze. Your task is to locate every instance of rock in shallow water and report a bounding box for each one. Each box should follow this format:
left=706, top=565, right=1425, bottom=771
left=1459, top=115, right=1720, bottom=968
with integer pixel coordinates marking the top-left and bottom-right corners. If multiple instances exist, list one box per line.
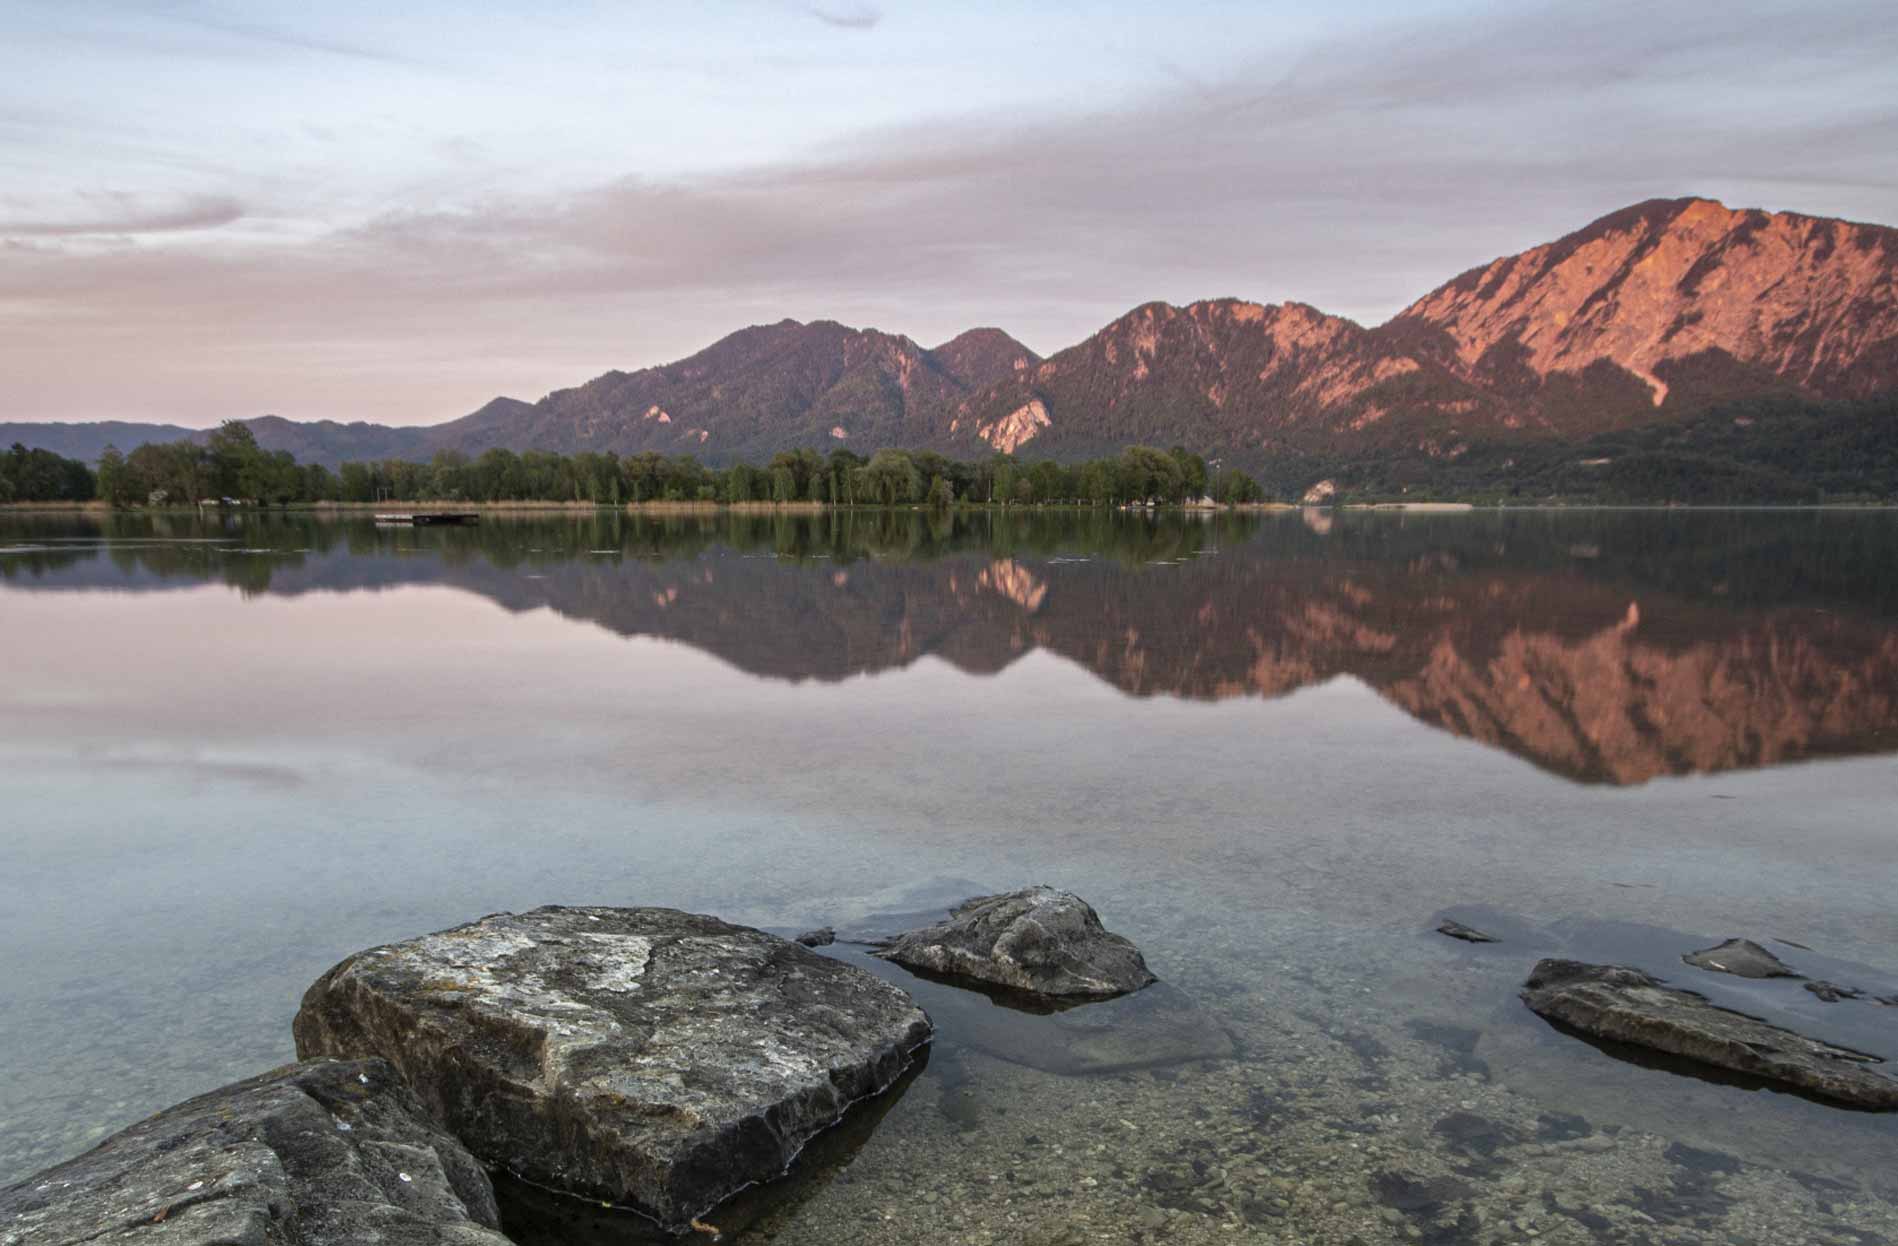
left=0, top=1058, right=506, bottom=1246
left=292, top=906, right=932, bottom=1231
left=1521, top=959, right=1898, bottom=1110
left=1436, top=919, right=1500, bottom=944
left=1806, top=980, right=1866, bottom=1003
left=874, top=886, right=1156, bottom=999
left=846, top=945, right=1232, bottom=1074
left=1683, top=937, right=1800, bottom=979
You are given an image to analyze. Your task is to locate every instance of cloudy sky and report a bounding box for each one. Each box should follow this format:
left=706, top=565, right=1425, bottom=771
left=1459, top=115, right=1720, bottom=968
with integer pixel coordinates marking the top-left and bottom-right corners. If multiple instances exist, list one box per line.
left=3, top=0, right=1894, bottom=427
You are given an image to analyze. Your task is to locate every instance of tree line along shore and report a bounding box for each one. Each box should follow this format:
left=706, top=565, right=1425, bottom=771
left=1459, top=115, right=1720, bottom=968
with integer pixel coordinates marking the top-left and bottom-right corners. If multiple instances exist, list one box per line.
left=3, top=423, right=1263, bottom=509
left=8, top=390, right=1897, bottom=509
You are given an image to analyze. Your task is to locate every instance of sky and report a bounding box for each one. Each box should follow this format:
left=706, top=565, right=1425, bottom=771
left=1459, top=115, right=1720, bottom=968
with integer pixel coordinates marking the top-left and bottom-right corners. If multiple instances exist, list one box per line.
left=2, top=0, right=1895, bottom=428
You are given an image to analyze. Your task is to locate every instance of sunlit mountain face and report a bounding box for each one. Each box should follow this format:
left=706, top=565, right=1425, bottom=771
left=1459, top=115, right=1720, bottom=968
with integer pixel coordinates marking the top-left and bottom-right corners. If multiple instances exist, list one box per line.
left=7, top=508, right=1897, bottom=786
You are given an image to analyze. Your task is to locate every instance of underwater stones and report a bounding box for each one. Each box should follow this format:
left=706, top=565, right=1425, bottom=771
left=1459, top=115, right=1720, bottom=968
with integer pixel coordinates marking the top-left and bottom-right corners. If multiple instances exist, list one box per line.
left=0, top=1058, right=507, bottom=1246
left=942, top=979, right=1231, bottom=1075
left=1806, top=980, right=1866, bottom=1003
left=292, top=905, right=932, bottom=1231
left=875, top=886, right=1156, bottom=999
left=1683, top=938, right=1800, bottom=979
left=1520, top=959, right=1898, bottom=1110
left=1435, top=919, right=1499, bottom=944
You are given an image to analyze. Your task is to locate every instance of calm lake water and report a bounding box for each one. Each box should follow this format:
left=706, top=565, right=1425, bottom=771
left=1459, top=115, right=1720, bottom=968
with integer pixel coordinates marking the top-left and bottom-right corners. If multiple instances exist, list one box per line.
left=3, top=507, right=1897, bottom=1245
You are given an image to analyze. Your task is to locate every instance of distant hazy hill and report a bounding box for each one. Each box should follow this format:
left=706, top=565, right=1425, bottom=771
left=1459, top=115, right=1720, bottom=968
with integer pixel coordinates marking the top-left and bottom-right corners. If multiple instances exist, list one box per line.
left=6, top=197, right=1893, bottom=471
left=0, top=416, right=431, bottom=467
left=0, top=421, right=202, bottom=463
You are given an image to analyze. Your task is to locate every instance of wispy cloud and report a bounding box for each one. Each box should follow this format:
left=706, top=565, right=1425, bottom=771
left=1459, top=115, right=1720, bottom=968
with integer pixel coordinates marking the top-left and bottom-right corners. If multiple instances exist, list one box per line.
left=0, top=192, right=244, bottom=237
left=807, top=4, right=881, bottom=31
left=36, top=3, right=418, bottom=66
left=170, top=12, right=419, bottom=66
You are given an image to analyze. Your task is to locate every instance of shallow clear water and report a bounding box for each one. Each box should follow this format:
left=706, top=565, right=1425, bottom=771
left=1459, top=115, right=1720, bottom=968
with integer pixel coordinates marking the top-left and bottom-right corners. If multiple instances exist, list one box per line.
left=3, top=508, right=1897, bottom=1245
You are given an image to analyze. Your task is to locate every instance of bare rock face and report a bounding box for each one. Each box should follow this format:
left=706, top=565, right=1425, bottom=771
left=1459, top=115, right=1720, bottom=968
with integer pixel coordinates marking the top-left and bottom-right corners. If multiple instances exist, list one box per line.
left=0, top=1058, right=507, bottom=1246
left=1396, top=197, right=1898, bottom=407
left=1521, top=959, right=1898, bottom=1110
left=875, top=887, right=1156, bottom=1000
left=292, top=906, right=932, bottom=1231
left=1682, top=937, right=1800, bottom=979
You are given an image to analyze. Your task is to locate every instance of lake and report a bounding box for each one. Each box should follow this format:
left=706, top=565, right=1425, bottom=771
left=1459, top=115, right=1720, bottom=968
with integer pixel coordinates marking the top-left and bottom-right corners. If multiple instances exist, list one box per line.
left=3, top=507, right=1896, bottom=1245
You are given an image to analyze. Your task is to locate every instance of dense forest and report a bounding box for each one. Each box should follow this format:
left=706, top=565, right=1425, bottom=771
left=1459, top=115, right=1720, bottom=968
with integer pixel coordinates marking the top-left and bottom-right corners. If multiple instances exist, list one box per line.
left=1263, top=393, right=1898, bottom=505
left=5, top=392, right=1895, bottom=507
left=3, top=423, right=1259, bottom=509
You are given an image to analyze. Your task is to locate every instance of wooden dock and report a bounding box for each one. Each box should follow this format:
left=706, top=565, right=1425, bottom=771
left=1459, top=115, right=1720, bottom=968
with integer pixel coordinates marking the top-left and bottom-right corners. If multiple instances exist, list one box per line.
left=373, top=512, right=480, bottom=526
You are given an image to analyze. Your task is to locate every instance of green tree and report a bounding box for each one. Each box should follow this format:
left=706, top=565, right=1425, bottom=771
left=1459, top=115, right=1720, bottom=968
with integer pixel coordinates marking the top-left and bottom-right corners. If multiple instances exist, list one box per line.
left=96, top=444, right=132, bottom=507
left=206, top=420, right=263, bottom=499
left=338, top=462, right=374, bottom=502
left=1170, top=446, right=1209, bottom=499
left=1212, top=467, right=1263, bottom=504
left=860, top=449, right=922, bottom=505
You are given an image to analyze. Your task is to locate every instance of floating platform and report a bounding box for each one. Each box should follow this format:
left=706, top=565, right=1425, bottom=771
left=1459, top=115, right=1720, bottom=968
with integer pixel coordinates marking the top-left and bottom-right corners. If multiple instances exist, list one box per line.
left=373, top=512, right=480, bottom=526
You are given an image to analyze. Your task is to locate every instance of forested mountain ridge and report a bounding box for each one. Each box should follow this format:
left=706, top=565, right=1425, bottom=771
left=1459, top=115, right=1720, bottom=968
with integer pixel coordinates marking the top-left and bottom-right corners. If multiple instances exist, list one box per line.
left=5, top=197, right=1893, bottom=473
left=425, top=320, right=1040, bottom=464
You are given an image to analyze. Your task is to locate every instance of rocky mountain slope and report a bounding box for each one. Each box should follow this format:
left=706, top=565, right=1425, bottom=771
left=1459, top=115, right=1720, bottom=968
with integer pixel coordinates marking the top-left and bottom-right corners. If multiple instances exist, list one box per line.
left=6, top=198, right=1892, bottom=468
left=426, top=320, right=1039, bottom=463
left=943, top=198, right=1898, bottom=460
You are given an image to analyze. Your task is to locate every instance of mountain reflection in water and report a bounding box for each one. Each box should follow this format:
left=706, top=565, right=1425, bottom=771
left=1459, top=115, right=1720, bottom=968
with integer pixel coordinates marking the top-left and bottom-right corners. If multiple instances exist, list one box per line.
left=4, top=507, right=1896, bottom=786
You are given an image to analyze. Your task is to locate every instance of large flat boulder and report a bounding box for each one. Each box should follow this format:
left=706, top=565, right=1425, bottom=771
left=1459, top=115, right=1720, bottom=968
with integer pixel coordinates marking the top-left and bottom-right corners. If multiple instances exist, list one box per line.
left=0, top=1058, right=506, bottom=1246
left=292, top=906, right=931, bottom=1231
left=1521, top=959, right=1898, bottom=1109
left=874, top=886, right=1156, bottom=999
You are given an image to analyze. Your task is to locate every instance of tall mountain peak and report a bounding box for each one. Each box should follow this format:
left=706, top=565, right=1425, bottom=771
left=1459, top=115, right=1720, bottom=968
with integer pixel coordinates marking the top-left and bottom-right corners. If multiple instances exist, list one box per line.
left=928, top=328, right=1040, bottom=390
left=1393, top=196, right=1898, bottom=413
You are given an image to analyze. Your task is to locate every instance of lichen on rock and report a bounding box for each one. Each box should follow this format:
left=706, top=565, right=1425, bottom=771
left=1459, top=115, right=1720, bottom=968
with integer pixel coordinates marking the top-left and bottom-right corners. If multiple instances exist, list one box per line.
left=292, top=906, right=932, bottom=1231
left=0, top=1058, right=507, bottom=1246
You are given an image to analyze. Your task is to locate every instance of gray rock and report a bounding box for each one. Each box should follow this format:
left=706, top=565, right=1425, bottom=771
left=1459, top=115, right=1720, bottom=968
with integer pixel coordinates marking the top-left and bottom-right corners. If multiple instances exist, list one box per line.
left=793, top=927, right=835, bottom=948
left=0, top=1058, right=506, bottom=1246
left=874, top=886, right=1155, bottom=999
left=899, top=970, right=1230, bottom=1075
left=1436, top=920, right=1499, bottom=944
left=292, top=905, right=932, bottom=1231
left=1805, top=980, right=1866, bottom=1003
left=1683, top=937, right=1800, bottom=979
left=1521, top=959, right=1898, bottom=1109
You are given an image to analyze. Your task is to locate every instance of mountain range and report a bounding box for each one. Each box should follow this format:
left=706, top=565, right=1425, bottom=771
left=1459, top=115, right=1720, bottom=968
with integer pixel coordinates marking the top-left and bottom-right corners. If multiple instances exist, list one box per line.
left=6, top=197, right=1895, bottom=470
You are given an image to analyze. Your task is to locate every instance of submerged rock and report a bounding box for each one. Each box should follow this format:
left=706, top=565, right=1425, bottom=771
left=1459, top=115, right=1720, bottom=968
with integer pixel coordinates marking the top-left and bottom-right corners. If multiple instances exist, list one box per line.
left=1436, top=919, right=1500, bottom=944
left=1805, top=980, right=1866, bottom=1003
left=875, top=886, right=1156, bottom=999
left=1683, top=938, right=1800, bottom=979
left=292, top=906, right=932, bottom=1231
left=926, top=976, right=1228, bottom=1075
left=1521, top=959, right=1898, bottom=1109
left=0, top=1058, right=506, bottom=1246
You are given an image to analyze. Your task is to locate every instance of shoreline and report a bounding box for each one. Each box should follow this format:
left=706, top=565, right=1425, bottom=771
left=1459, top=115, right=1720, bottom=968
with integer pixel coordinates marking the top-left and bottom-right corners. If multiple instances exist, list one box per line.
left=5, top=498, right=1898, bottom=516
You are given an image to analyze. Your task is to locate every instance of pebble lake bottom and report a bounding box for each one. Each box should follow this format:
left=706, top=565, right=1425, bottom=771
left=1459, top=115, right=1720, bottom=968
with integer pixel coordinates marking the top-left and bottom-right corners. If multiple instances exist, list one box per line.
left=2, top=508, right=1896, bottom=1244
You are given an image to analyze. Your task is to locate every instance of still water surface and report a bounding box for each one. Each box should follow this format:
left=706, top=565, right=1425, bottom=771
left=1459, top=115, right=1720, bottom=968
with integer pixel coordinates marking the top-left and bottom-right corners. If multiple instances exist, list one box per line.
left=3, top=509, right=1896, bottom=1244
